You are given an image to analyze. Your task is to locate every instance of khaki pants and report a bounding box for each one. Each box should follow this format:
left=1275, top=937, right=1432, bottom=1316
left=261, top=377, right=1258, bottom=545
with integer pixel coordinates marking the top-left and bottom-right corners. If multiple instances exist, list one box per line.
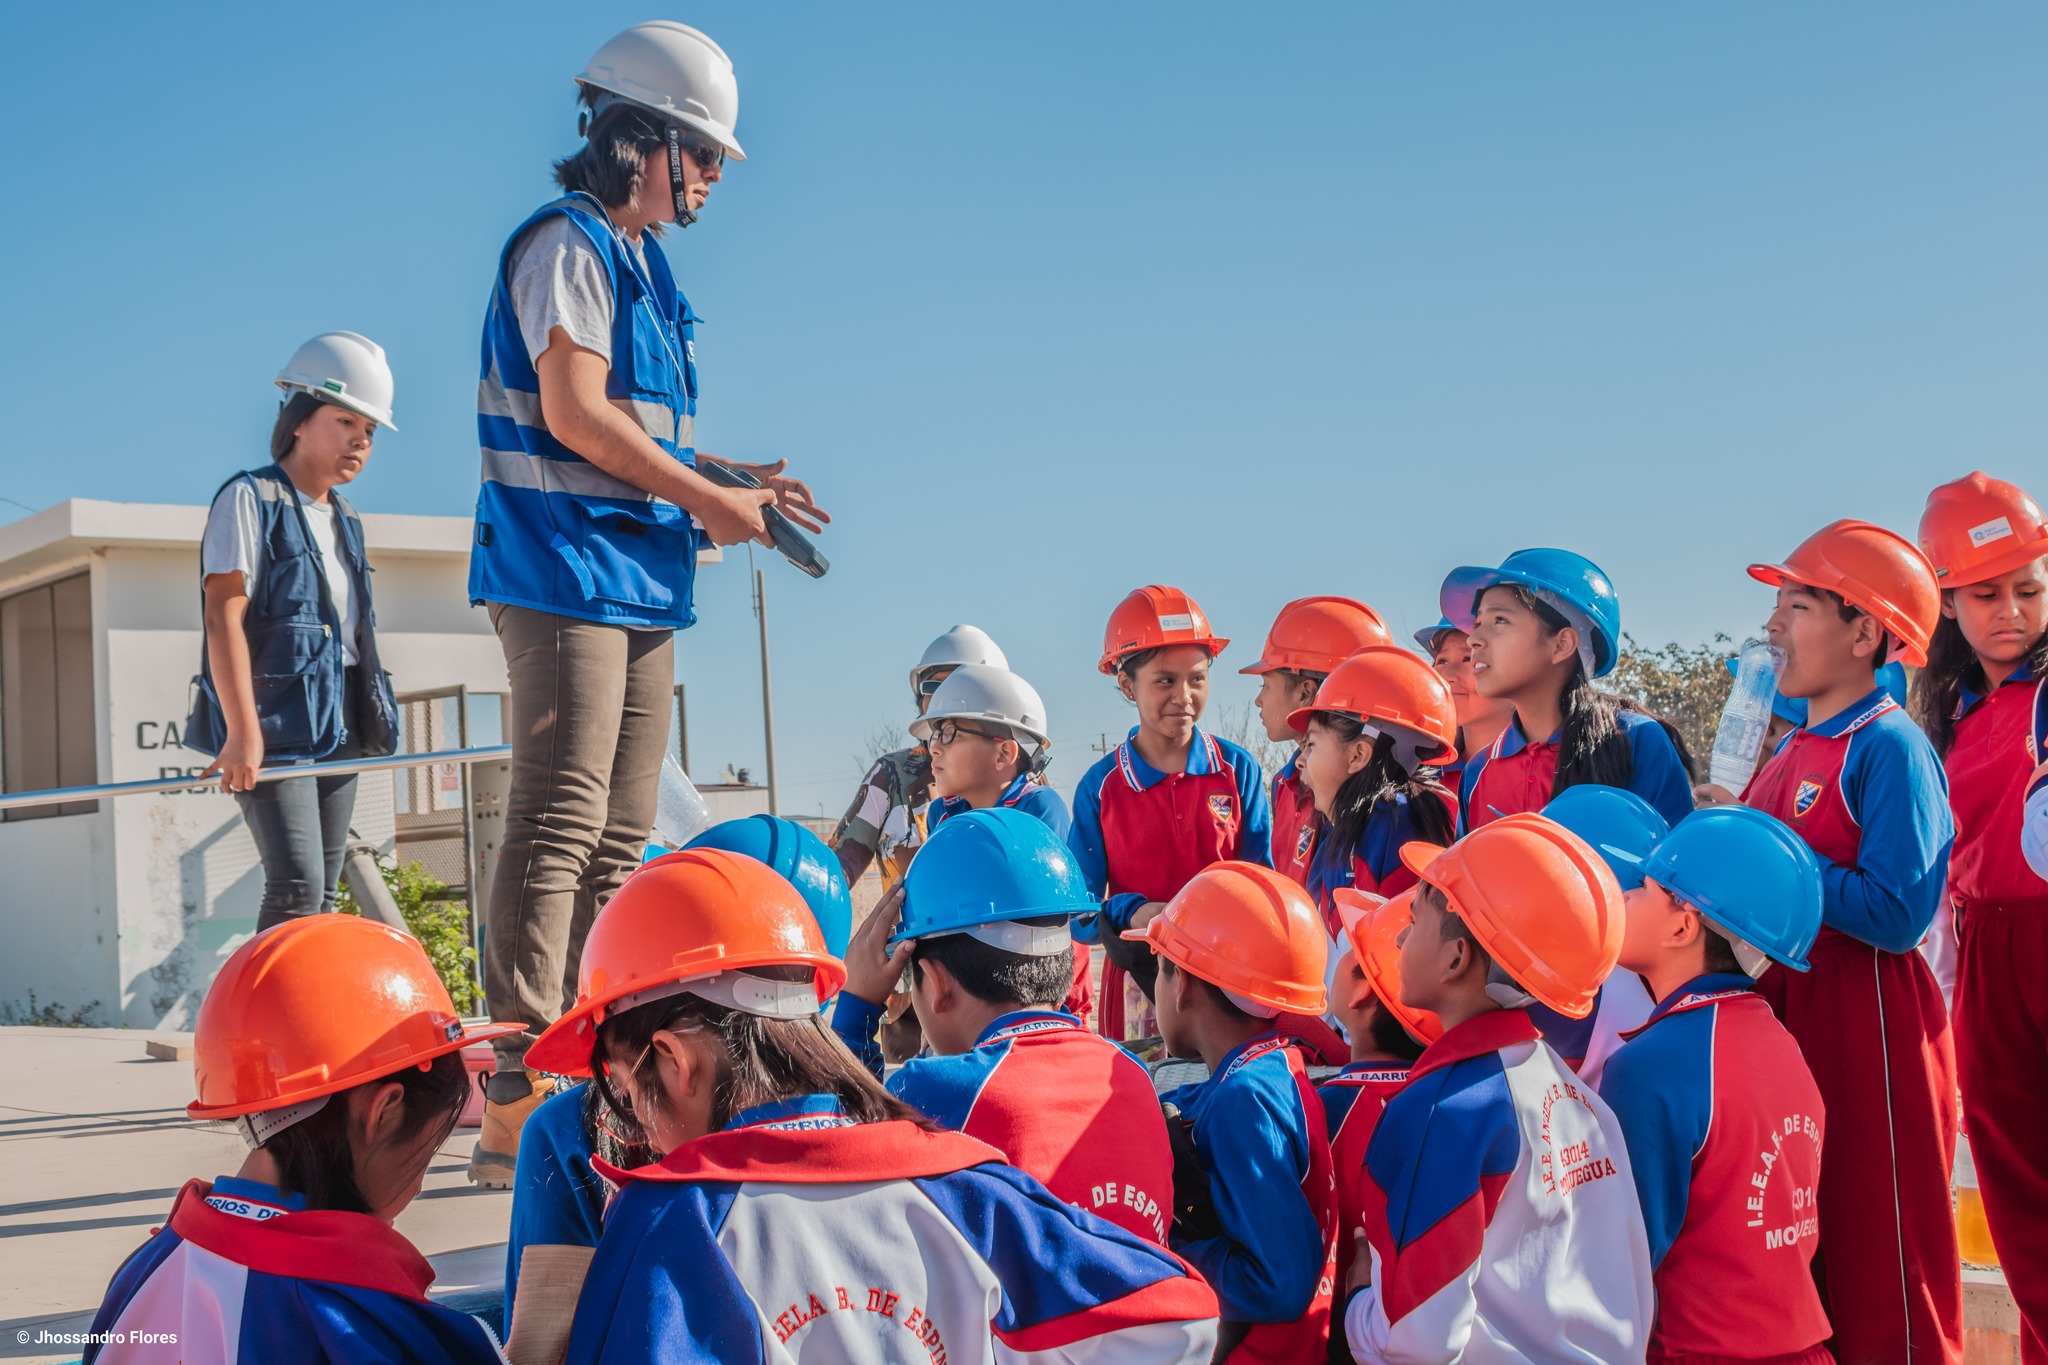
left=484, top=603, right=673, bottom=1069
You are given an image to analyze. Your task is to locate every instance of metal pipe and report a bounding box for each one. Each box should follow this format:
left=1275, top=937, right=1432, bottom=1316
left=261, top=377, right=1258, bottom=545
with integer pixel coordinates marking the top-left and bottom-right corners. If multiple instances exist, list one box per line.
left=0, top=745, right=512, bottom=814
left=755, top=567, right=779, bottom=816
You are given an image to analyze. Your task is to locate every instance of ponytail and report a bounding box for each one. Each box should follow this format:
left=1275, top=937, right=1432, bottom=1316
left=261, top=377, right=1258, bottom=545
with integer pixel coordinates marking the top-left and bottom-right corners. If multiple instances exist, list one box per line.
left=1311, top=719, right=1456, bottom=887
left=1910, top=608, right=2048, bottom=759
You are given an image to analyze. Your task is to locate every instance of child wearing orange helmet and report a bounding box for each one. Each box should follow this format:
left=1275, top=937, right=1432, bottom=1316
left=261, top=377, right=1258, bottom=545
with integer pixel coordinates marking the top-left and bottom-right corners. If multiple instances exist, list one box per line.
left=1241, top=597, right=1396, bottom=885
left=87, top=917, right=523, bottom=1364
left=1069, top=585, right=1273, bottom=1040
left=1912, top=473, right=2048, bottom=1349
left=1124, top=862, right=1341, bottom=1363
left=1322, top=888, right=1438, bottom=1362
left=1341, top=815, right=1652, bottom=1364
left=1707, top=519, right=1963, bottom=1363
left=527, top=849, right=1220, bottom=1363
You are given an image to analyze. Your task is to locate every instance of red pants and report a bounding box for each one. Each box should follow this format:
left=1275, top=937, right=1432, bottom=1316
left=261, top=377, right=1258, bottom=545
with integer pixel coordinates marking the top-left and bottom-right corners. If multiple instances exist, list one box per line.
left=1063, top=947, right=1094, bottom=1023
left=1758, top=930, right=1963, bottom=1365
left=1955, top=901, right=2048, bottom=1365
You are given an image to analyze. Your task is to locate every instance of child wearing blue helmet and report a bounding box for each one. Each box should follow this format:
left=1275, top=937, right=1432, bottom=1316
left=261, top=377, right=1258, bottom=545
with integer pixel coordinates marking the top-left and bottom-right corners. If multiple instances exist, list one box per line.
left=834, top=808, right=1177, bottom=1244
left=1597, top=805, right=1832, bottom=1365
left=1439, top=549, right=1694, bottom=833
left=501, top=816, right=850, bottom=1309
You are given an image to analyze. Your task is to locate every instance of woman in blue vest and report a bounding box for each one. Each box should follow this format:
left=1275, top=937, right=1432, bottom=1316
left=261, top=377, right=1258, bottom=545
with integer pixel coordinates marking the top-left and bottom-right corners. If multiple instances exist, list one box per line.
left=190, top=331, right=400, bottom=931
left=465, top=21, right=828, bottom=1187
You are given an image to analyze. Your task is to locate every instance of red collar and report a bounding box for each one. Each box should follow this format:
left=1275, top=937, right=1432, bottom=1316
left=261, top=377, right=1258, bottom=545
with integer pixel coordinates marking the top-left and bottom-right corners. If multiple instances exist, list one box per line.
left=1405, top=1008, right=1541, bottom=1084
left=167, top=1180, right=436, bottom=1301
left=596, top=1117, right=1005, bottom=1187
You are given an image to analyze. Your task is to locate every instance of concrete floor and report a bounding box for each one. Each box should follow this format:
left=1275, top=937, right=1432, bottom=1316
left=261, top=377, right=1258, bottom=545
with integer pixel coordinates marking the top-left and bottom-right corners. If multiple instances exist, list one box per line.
left=0, top=1027, right=508, bottom=1364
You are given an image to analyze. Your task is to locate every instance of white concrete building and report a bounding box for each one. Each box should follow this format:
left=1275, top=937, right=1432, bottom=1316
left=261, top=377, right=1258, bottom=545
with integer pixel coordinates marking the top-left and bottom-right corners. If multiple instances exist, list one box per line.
left=0, top=500, right=519, bottom=1029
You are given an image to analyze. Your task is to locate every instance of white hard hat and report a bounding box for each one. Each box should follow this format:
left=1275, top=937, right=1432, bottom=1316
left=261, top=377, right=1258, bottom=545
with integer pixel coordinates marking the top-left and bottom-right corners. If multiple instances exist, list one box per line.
left=577, top=21, right=745, bottom=161
left=911, top=625, right=1008, bottom=693
left=911, top=665, right=1052, bottom=750
left=274, top=331, right=398, bottom=431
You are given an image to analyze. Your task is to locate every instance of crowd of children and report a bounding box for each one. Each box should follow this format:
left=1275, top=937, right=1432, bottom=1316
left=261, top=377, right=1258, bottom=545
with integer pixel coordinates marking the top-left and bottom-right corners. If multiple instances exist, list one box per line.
left=94, top=469, right=2048, bottom=1364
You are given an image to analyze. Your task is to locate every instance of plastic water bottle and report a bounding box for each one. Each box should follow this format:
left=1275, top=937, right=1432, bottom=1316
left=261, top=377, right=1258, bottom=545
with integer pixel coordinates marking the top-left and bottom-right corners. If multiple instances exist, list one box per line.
left=649, top=752, right=715, bottom=851
left=1709, top=639, right=1784, bottom=792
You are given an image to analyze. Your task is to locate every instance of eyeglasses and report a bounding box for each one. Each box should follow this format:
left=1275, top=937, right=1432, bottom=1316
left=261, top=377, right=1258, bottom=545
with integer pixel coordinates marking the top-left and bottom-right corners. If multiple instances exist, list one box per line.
left=928, top=720, right=1001, bottom=748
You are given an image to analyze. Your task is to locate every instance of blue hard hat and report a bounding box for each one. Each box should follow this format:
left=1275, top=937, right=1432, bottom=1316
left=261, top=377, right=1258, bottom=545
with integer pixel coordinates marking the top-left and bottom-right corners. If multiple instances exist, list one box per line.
left=892, top=807, right=1095, bottom=950
left=1540, top=785, right=1670, bottom=892
left=1724, top=657, right=1908, bottom=728
left=1439, top=549, right=1623, bottom=679
left=1413, top=617, right=1461, bottom=654
left=1640, top=805, right=1823, bottom=972
left=686, top=815, right=853, bottom=957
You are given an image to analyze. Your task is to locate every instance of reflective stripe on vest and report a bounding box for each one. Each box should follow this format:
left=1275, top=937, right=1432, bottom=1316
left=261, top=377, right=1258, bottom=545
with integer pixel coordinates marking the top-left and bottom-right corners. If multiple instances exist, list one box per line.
left=468, top=194, right=702, bottom=629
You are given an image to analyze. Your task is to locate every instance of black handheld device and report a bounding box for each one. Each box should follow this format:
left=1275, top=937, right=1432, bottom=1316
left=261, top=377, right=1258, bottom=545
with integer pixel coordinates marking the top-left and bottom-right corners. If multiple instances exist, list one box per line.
left=696, top=461, right=829, bottom=578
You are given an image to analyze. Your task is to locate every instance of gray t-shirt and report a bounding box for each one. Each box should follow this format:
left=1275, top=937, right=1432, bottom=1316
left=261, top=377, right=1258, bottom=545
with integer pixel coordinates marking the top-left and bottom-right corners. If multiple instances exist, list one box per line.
left=506, top=215, right=651, bottom=364
left=201, top=480, right=360, bottom=666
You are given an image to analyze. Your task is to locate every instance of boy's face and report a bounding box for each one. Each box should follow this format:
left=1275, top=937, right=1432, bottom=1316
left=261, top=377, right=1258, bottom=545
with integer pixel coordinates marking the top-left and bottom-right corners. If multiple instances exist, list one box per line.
left=1767, top=583, right=1878, bottom=700
left=1619, top=879, right=1686, bottom=975
left=1944, top=558, right=2048, bottom=669
left=1121, top=645, right=1213, bottom=744
left=1467, top=587, right=1576, bottom=700
left=1154, top=956, right=1192, bottom=1056
left=926, top=722, right=1018, bottom=800
left=1254, top=670, right=1318, bottom=743
left=1332, top=947, right=1375, bottom=1035
left=1301, top=716, right=1371, bottom=817
left=1396, top=885, right=1459, bottom=1015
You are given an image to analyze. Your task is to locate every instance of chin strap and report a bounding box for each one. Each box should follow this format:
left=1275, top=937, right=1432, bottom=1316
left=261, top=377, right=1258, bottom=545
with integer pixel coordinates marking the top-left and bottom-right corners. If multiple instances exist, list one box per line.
left=665, top=125, right=697, bottom=230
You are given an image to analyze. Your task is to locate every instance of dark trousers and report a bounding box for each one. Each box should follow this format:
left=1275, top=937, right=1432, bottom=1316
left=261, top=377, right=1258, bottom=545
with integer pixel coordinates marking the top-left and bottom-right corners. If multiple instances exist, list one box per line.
left=235, top=669, right=364, bottom=933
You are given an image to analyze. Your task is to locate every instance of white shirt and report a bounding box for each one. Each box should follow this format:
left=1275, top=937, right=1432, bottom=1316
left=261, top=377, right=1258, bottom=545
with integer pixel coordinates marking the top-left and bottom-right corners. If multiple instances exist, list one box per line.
left=201, top=478, right=359, bottom=666
left=506, top=213, right=651, bottom=364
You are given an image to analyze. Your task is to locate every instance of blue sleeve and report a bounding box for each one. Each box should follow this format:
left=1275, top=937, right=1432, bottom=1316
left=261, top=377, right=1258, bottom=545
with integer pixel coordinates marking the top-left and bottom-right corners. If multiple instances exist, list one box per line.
left=1179, top=1074, right=1322, bottom=1321
left=1019, top=786, right=1073, bottom=841
left=1831, top=720, right=1956, bottom=953
left=1625, top=715, right=1698, bottom=830
left=1597, top=1028, right=1710, bottom=1270
left=1066, top=761, right=1144, bottom=938
left=1361, top=796, right=1433, bottom=884
left=888, top=1048, right=1004, bottom=1132
left=1234, top=748, right=1274, bottom=869
left=1457, top=751, right=1487, bottom=837
left=828, top=992, right=886, bottom=1078
left=565, top=1183, right=763, bottom=1364
left=505, top=1083, right=608, bottom=1307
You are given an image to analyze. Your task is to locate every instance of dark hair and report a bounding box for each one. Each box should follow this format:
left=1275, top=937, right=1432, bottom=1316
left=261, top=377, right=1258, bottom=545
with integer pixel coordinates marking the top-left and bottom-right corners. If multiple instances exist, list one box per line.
left=1360, top=995, right=1428, bottom=1061
left=262, top=1051, right=469, bottom=1213
left=1416, top=881, right=1486, bottom=962
left=595, top=966, right=930, bottom=1140
left=1492, top=585, right=1637, bottom=796
left=1116, top=646, right=1164, bottom=681
left=1911, top=609, right=2048, bottom=758
left=581, top=1076, right=654, bottom=1172
left=1307, top=718, right=1456, bottom=890
left=553, top=98, right=672, bottom=232
left=1700, top=923, right=1745, bottom=977
left=909, top=917, right=1073, bottom=1009
left=269, top=392, right=327, bottom=463
left=1812, top=588, right=1892, bottom=668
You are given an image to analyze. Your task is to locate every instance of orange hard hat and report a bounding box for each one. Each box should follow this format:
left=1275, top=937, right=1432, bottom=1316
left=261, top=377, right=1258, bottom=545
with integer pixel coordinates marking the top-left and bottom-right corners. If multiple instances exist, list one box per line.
left=1398, top=813, right=1624, bottom=1020
left=1918, top=472, right=2048, bottom=589
left=1747, top=519, right=1941, bottom=668
left=1286, top=645, right=1458, bottom=765
left=1334, top=887, right=1444, bottom=1044
left=1099, top=584, right=1229, bottom=675
left=1239, top=597, right=1393, bottom=676
left=188, top=915, right=523, bottom=1120
left=525, top=849, right=847, bottom=1076
left=1121, top=861, right=1327, bottom=1014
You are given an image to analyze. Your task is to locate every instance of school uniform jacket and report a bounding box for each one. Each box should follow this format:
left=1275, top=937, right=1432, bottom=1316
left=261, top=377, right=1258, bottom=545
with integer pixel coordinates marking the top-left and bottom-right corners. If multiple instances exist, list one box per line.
left=1159, top=1034, right=1340, bottom=1363
left=2025, top=679, right=2048, bottom=880
left=1303, top=792, right=1458, bottom=935
left=1525, top=974, right=1656, bottom=1090
left=1598, top=976, right=1831, bottom=1363
left=1272, top=751, right=1320, bottom=888
left=1345, top=1009, right=1653, bottom=1365
left=927, top=775, right=1073, bottom=840
left=874, top=1009, right=1176, bottom=1245
left=88, top=1178, right=505, bottom=1364
left=1946, top=662, right=2045, bottom=912
left=1459, top=711, right=1694, bottom=836
left=564, top=1096, right=1218, bottom=1363
left=1319, top=1063, right=1412, bottom=1307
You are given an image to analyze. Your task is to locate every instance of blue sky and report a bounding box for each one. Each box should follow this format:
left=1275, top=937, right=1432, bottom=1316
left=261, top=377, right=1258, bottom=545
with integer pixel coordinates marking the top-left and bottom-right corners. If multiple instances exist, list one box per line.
left=2, top=4, right=2044, bottom=814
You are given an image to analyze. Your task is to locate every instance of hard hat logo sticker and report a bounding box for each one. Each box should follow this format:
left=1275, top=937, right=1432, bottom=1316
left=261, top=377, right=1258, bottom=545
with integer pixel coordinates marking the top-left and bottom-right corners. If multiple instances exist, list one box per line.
left=1157, top=613, right=1194, bottom=632
left=1969, top=516, right=2014, bottom=547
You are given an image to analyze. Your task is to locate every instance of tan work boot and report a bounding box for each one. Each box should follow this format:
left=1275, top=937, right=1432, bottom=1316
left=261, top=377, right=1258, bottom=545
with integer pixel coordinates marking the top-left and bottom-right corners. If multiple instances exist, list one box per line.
left=468, top=1069, right=556, bottom=1189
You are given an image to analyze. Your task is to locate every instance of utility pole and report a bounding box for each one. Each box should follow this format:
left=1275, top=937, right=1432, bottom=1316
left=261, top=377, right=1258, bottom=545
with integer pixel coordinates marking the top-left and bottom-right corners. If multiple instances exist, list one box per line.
left=753, top=567, right=780, bottom=815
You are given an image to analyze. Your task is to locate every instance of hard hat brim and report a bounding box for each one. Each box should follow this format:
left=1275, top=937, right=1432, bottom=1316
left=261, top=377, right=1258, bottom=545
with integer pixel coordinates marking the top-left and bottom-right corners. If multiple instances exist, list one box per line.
left=185, top=1019, right=525, bottom=1120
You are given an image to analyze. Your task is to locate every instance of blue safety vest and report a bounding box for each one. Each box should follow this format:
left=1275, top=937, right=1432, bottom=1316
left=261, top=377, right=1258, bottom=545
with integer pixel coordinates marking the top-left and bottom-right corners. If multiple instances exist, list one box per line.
left=185, top=465, right=397, bottom=764
left=469, top=194, right=701, bottom=629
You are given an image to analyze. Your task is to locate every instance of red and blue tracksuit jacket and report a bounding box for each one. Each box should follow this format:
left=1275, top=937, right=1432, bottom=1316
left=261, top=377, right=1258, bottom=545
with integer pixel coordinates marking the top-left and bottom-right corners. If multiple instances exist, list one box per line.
left=1458, top=710, right=1694, bottom=835
left=831, top=1007, right=1177, bottom=1245
left=1159, top=1034, right=1340, bottom=1363
left=88, top=1177, right=504, bottom=1364
left=565, top=1095, right=1219, bottom=1363
left=1319, top=1061, right=1412, bottom=1322
left=1272, top=751, right=1320, bottom=888
left=1945, top=660, right=2043, bottom=911
left=927, top=774, right=1073, bottom=840
left=1345, top=1009, right=1653, bottom=1364
left=1598, top=976, right=1832, bottom=1365
left=2027, top=678, right=2048, bottom=878
left=1068, top=726, right=1273, bottom=940
left=1525, top=973, right=1656, bottom=1090
left=1303, top=791, right=1457, bottom=933
left=1743, top=687, right=1963, bottom=1363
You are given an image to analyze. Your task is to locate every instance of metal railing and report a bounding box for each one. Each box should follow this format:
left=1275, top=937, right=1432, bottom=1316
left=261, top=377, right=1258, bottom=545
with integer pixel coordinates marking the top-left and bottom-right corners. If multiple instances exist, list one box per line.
left=0, top=746, right=512, bottom=814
